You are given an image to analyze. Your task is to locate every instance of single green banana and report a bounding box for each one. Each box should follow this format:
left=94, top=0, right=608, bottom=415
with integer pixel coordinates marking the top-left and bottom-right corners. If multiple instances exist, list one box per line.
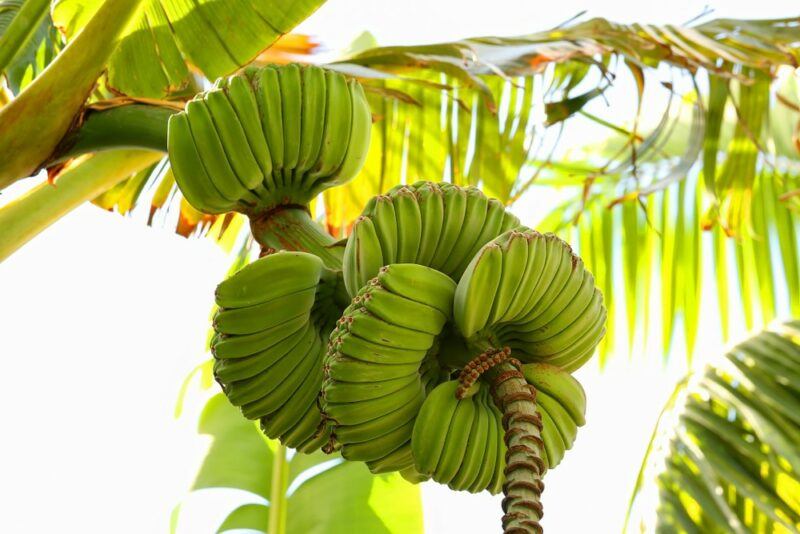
left=277, top=63, right=302, bottom=180
left=369, top=195, right=398, bottom=265
left=411, top=380, right=460, bottom=476
left=322, top=374, right=419, bottom=404
left=326, top=378, right=424, bottom=426
left=414, top=182, right=445, bottom=266
left=440, top=186, right=488, bottom=275
left=430, top=184, right=468, bottom=272
left=167, top=113, right=230, bottom=213
left=341, top=418, right=416, bottom=462
left=254, top=66, right=285, bottom=173
left=488, top=402, right=507, bottom=495
left=434, top=390, right=477, bottom=484
left=215, top=251, right=323, bottom=308
left=393, top=186, right=423, bottom=263
left=296, top=65, right=326, bottom=176
left=450, top=390, right=489, bottom=491
left=539, top=303, right=607, bottom=371
left=226, top=73, right=273, bottom=179
left=212, top=314, right=309, bottom=359
left=367, top=442, right=415, bottom=474
left=343, top=216, right=384, bottom=297
left=376, top=263, right=457, bottom=317
left=325, top=355, right=420, bottom=382
left=304, top=69, right=352, bottom=185
left=204, top=88, right=263, bottom=191
left=514, top=234, right=564, bottom=319
left=454, top=242, right=504, bottom=339
left=324, top=79, right=372, bottom=188
left=213, top=287, right=316, bottom=335
left=361, top=286, right=448, bottom=335
left=278, top=397, right=327, bottom=450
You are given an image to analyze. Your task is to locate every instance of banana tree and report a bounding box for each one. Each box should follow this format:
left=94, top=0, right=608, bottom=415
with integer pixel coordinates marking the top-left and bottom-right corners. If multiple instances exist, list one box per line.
left=626, top=320, right=800, bottom=533
left=2, top=2, right=800, bottom=533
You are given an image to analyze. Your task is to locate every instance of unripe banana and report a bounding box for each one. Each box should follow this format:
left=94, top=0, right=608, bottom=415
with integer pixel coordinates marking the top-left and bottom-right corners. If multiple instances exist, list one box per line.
left=522, top=362, right=587, bottom=426
left=440, top=186, right=488, bottom=275
left=393, top=186, right=423, bottom=262
left=343, top=216, right=384, bottom=297
left=168, top=65, right=372, bottom=214
left=415, top=182, right=445, bottom=266
left=430, top=184, right=468, bottom=272
left=368, top=195, right=398, bottom=265
left=538, top=404, right=566, bottom=468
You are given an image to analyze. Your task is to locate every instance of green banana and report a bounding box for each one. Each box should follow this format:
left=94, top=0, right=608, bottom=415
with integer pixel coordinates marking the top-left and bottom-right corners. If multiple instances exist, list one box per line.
left=415, top=182, right=445, bottom=266
left=277, top=63, right=302, bottom=177
left=334, top=388, right=424, bottom=443
left=450, top=389, right=489, bottom=491
left=434, top=387, right=477, bottom=484
left=226, top=73, right=273, bottom=178
left=324, top=79, right=372, bottom=189
left=361, top=286, right=448, bottom=335
left=536, top=390, right=578, bottom=449
left=215, top=251, right=323, bottom=308
left=375, top=263, right=457, bottom=317
left=367, top=443, right=415, bottom=474
left=341, top=419, right=416, bottom=462
left=167, top=112, right=230, bottom=213
left=325, top=378, right=424, bottom=426
left=204, top=88, right=263, bottom=192
left=369, top=195, right=398, bottom=265
left=212, top=314, right=309, bottom=359
left=213, top=287, right=317, bottom=335
left=393, top=186, right=423, bottom=263
left=452, top=197, right=510, bottom=279
left=322, top=374, right=419, bottom=404
left=304, top=69, right=352, bottom=186
left=411, top=380, right=461, bottom=476
left=254, top=66, right=285, bottom=173
left=487, top=230, right=529, bottom=324
left=454, top=242, right=504, bottom=338
left=296, top=65, right=326, bottom=176
left=343, top=216, right=384, bottom=297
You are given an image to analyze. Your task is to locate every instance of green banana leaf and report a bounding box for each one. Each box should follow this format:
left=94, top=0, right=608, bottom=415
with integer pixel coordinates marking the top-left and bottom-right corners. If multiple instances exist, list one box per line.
left=51, top=0, right=326, bottom=98
left=625, top=320, right=800, bottom=533
left=173, top=393, right=423, bottom=534
left=0, top=0, right=60, bottom=92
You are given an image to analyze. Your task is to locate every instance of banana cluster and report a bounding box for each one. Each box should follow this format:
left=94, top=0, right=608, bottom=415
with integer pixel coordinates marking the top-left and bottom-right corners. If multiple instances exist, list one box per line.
left=455, top=229, right=607, bottom=372
left=321, top=264, right=456, bottom=473
left=168, top=64, right=371, bottom=215
left=343, top=181, right=519, bottom=296
left=211, top=251, right=336, bottom=452
left=522, top=363, right=586, bottom=468
left=411, top=380, right=506, bottom=493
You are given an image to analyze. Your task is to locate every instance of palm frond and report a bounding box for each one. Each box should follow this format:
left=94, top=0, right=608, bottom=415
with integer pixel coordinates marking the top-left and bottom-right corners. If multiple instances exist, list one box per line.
left=626, top=320, right=800, bottom=532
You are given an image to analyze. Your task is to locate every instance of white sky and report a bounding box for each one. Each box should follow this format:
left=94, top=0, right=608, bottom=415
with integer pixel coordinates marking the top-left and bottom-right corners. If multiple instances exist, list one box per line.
left=1, top=1, right=798, bottom=533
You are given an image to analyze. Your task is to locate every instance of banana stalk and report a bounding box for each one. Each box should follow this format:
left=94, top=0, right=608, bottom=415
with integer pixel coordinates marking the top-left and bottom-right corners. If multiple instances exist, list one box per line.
left=485, top=361, right=546, bottom=534
left=250, top=207, right=343, bottom=270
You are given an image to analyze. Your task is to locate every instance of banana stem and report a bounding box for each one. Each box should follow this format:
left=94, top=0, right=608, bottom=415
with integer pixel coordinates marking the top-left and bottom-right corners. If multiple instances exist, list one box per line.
left=269, top=443, right=290, bottom=534
left=485, top=360, right=546, bottom=534
left=48, top=104, right=176, bottom=167
left=250, top=207, right=343, bottom=271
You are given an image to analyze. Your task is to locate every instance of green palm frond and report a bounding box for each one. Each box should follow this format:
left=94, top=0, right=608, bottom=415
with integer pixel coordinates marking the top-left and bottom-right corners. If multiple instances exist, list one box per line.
left=625, top=320, right=800, bottom=533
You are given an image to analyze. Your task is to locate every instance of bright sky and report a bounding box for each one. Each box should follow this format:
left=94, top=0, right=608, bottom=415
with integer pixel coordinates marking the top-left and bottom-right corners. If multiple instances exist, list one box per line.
left=1, top=1, right=798, bottom=533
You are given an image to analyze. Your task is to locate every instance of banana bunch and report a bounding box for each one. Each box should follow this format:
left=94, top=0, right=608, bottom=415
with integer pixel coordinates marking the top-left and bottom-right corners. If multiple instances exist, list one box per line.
left=455, top=228, right=607, bottom=373
left=411, top=380, right=506, bottom=493
left=321, top=263, right=456, bottom=473
left=521, top=363, right=586, bottom=468
left=342, top=181, right=519, bottom=296
left=168, top=64, right=371, bottom=215
left=211, top=251, right=339, bottom=452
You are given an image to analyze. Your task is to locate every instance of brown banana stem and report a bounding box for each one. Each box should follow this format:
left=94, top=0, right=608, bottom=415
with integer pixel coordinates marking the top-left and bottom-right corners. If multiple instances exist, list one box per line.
left=485, top=359, right=546, bottom=534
